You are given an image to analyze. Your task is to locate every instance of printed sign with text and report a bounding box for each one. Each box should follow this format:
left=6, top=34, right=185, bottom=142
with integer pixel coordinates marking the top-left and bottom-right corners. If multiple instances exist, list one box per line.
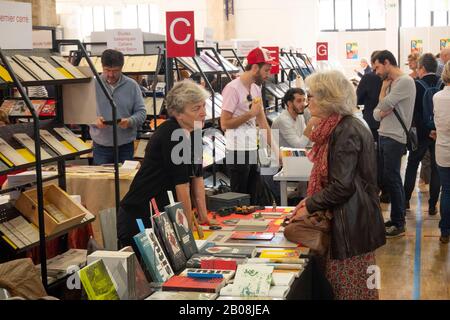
left=166, top=11, right=195, bottom=58
left=106, top=29, right=144, bottom=55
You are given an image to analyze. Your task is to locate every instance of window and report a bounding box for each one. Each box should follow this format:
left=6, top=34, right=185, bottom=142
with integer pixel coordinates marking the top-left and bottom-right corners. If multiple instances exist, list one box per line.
left=93, top=6, right=105, bottom=32
left=319, top=0, right=386, bottom=31
left=401, top=0, right=450, bottom=27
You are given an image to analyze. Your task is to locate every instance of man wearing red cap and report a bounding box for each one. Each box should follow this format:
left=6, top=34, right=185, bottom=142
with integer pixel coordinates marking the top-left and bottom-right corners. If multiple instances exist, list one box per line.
left=220, top=47, right=274, bottom=204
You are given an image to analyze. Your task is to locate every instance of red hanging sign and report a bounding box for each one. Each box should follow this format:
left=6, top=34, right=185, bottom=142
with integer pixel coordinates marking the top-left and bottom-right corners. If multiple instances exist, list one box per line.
left=166, top=11, right=195, bottom=58
left=263, top=46, right=280, bottom=74
left=316, top=42, right=329, bottom=61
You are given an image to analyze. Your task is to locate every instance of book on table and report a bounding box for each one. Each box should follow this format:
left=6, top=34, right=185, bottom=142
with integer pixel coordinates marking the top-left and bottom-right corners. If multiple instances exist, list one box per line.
left=29, top=56, right=67, bottom=80
left=78, top=259, right=120, bottom=300
left=145, top=291, right=218, bottom=300
left=198, top=242, right=257, bottom=258
left=12, top=55, right=53, bottom=81
left=13, top=133, right=53, bottom=160
left=162, top=275, right=226, bottom=293
left=231, top=264, right=274, bottom=297
left=39, top=129, right=73, bottom=156
left=0, top=137, right=29, bottom=166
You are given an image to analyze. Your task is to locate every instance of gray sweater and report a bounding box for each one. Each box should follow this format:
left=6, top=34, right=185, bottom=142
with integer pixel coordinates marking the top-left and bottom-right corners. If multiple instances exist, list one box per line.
left=373, top=75, right=416, bottom=144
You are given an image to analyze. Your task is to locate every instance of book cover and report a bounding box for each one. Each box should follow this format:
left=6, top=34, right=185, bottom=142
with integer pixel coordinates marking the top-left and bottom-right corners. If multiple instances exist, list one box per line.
left=234, top=219, right=269, bottom=232
left=153, top=212, right=187, bottom=272
left=38, top=100, right=56, bottom=117
left=46, top=249, right=87, bottom=274
left=259, top=249, right=302, bottom=259
left=140, top=55, right=158, bottom=73
left=13, top=133, right=53, bottom=160
left=185, top=254, right=240, bottom=270
left=0, top=158, right=10, bottom=171
left=180, top=268, right=235, bottom=282
left=162, top=275, right=225, bottom=293
left=0, top=99, right=16, bottom=114
left=78, top=259, right=120, bottom=300
left=0, top=223, right=27, bottom=248
left=0, top=65, right=13, bottom=82
left=51, top=56, right=87, bottom=79
left=13, top=55, right=52, bottom=81
left=230, top=232, right=275, bottom=241
left=5, top=57, right=36, bottom=82
left=0, top=137, right=29, bottom=166
left=199, top=242, right=256, bottom=258
left=164, top=202, right=198, bottom=260
left=29, top=56, right=67, bottom=80
left=53, top=127, right=90, bottom=151
left=87, top=250, right=136, bottom=300
left=133, top=228, right=174, bottom=283
left=39, top=129, right=73, bottom=156
left=146, top=291, right=218, bottom=300
left=7, top=215, right=39, bottom=244
left=220, top=284, right=289, bottom=299
left=231, top=264, right=273, bottom=297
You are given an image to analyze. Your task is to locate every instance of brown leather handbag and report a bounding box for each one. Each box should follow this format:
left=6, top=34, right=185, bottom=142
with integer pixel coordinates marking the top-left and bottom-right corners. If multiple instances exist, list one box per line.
left=283, top=211, right=333, bottom=256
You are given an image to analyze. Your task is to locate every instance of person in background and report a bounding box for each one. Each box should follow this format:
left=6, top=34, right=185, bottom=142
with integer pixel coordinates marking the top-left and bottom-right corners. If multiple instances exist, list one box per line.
left=90, top=49, right=146, bottom=165
left=433, top=61, right=450, bottom=244
left=118, top=80, right=210, bottom=248
left=289, top=70, right=386, bottom=300
left=355, top=58, right=371, bottom=78
left=403, top=53, right=441, bottom=216
left=407, top=53, right=420, bottom=79
left=437, top=48, right=450, bottom=78
left=372, top=50, right=416, bottom=238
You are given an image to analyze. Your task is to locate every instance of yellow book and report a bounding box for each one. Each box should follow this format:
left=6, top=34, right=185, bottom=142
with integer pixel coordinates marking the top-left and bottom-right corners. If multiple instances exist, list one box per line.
left=2, top=235, right=18, bottom=250
left=0, top=153, right=13, bottom=167
left=56, top=67, right=75, bottom=79
left=78, top=259, right=120, bottom=300
left=17, top=148, right=36, bottom=163
left=61, top=141, right=78, bottom=153
left=0, top=65, right=13, bottom=82
left=260, top=249, right=301, bottom=259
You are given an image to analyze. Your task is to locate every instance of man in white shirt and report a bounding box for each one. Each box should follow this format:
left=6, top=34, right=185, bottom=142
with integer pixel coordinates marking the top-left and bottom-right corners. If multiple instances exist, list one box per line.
left=272, top=88, right=311, bottom=148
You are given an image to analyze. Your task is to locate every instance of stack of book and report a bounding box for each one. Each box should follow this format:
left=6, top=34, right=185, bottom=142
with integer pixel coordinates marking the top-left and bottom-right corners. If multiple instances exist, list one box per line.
left=0, top=215, right=39, bottom=249
left=0, top=99, right=56, bottom=117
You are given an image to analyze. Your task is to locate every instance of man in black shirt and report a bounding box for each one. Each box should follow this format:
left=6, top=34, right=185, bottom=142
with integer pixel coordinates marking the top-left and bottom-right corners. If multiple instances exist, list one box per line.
left=118, top=80, right=210, bottom=248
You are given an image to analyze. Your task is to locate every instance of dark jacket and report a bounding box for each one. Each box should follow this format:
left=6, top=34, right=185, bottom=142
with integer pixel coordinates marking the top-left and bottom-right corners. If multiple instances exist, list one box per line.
left=357, top=66, right=372, bottom=78
left=413, top=74, right=441, bottom=142
left=306, top=116, right=386, bottom=260
left=356, top=71, right=382, bottom=129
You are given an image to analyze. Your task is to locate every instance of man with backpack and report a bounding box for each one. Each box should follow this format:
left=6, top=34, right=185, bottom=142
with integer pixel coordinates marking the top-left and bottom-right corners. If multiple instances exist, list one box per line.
left=404, top=53, right=443, bottom=216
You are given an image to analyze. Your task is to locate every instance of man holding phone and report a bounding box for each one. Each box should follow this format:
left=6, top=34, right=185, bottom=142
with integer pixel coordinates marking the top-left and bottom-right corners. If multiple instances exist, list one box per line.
left=90, top=49, right=146, bottom=165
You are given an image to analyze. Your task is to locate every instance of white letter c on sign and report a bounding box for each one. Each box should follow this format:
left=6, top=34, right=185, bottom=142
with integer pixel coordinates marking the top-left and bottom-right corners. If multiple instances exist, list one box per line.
left=170, top=18, right=191, bottom=45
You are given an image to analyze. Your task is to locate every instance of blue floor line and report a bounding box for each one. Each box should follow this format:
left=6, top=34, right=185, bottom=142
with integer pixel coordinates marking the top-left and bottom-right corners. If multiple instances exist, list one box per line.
left=413, top=192, right=423, bottom=300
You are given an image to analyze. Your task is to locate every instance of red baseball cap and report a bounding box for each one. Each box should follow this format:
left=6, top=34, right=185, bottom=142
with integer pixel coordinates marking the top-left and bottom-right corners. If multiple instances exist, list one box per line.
left=246, top=47, right=273, bottom=65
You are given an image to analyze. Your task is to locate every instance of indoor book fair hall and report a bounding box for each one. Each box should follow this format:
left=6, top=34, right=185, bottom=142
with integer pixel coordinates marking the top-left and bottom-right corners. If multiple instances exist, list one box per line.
left=0, top=0, right=450, bottom=306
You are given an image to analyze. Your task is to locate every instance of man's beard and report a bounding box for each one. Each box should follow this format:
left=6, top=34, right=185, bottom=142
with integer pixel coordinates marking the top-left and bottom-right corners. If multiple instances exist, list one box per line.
left=254, top=74, right=265, bottom=86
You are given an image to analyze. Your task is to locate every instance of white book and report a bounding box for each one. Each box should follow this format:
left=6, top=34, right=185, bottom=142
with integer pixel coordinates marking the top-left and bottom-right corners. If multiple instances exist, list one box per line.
left=13, top=55, right=52, bottom=81
left=234, top=220, right=269, bottom=232
left=5, top=57, right=35, bottom=82
left=29, top=56, right=67, bottom=80
left=50, top=56, right=87, bottom=79
left=13, top=133, right=53, bottom=160
left=53, top=127, right=90, bottom=152
left=46, top=249, right=87, bottom=273
left=39, top=130, right=73, bottom=156
left=0, top=223, right=27, bottom=248
left=220, top=283, right=290, bottom=299
left=271, top=272, right=295, bottom=287
left=0, top=137, right=28, bottom=166
left=87, top=250, right=136, bottom=300
left=134, top=139, right=148, bottom=159
left=231, top=264, right=273, bottom=297
left=146, top=291, right=218, bottom=300
left=8, top=216, right=39, bottom=244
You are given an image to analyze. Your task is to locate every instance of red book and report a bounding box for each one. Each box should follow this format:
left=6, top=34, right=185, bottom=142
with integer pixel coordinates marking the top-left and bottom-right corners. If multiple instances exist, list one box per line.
left=201, top=259, right=237, bottom=271
left=230, top=232, right=275, bottom=241
left=162, top=275, right=225, bottom=293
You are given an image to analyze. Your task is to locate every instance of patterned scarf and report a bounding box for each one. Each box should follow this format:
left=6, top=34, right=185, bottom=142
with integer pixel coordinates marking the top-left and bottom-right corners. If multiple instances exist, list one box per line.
left=307, top=113, right=343, bottom=196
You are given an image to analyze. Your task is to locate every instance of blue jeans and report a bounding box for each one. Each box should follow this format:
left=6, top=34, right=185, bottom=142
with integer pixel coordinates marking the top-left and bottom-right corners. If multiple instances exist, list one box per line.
left=404, top=138, right=441, bottom=208
left=438, top=165, right=450, bottom=237
left=379, top=136, right=406, bottom=228
left=93, top=141, right=134, bottom=165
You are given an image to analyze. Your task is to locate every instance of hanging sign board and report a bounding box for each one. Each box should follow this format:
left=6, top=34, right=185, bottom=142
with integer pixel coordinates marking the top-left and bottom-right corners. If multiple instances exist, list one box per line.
left=236, top=40, right=260, bottom=57
left=166, top=11, right=195, bottom=58
left=33, top=30, right=53, bottom=49
left=263, top=46, right=280, bottom=74
left=106, top=29, right=144, bottom=55
left=316, top=42, right=329, bottom=61
left=0, top=1, right=32, bottom=49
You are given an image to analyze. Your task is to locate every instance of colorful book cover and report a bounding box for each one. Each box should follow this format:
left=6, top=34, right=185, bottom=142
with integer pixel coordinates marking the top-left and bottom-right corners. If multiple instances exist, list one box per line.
left=440, top=39, right=450, bottom=51
left=164, top=202, right=198, bottom=259
left=259, top=249, right=301, bottom=259
left=133, top=228, right=174, bottom=283
left=185, top=253, right=241, bottom=270
left=162, top=275, right=225, bottom=293
left=230, top=232, right=275, bottom=241
left=153, top=212, right=187, bottom=272
left=199, top=242, right=256, bottom=258
left=231, top=264, right=274, bottom=297
left=78, top=259, right=120, bottom=300
left=346, top=42, right=359, bottom=60
left=411, top=40, right=423, bottom=55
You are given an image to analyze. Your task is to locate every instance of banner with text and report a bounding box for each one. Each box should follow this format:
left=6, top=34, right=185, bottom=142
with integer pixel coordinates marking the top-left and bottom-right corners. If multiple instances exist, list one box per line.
left=106, top=29, right=144, bottom=55
left=0, top=1, right=32, bottom=49
left=166, top=11, right=195, bottom=58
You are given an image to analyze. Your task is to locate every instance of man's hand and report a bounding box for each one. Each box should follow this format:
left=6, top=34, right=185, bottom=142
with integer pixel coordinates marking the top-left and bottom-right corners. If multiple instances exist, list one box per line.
left=430, top=130, right=437, bottom=141
left=380, top=110, right=393, bottom=119
left=119, top=118, right=130, bottom=129
left=96, top=116, right=107, bottom=129
left=249, top=97, right=263, bottom=118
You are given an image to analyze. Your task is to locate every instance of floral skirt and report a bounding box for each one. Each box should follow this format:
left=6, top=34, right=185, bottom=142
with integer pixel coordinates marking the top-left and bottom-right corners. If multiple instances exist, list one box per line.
left=325, top=252, right=379, bottom=300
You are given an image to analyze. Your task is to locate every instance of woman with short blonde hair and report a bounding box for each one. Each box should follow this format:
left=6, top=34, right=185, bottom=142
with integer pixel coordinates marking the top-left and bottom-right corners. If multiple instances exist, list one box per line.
left=286, top=70, right=386, bottom=300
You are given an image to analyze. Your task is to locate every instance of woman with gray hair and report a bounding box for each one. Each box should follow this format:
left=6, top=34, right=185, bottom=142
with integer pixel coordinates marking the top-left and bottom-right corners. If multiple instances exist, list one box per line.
left=287, top=70, right=386, bottom=300
left=118, top=80, right=210, bottom=249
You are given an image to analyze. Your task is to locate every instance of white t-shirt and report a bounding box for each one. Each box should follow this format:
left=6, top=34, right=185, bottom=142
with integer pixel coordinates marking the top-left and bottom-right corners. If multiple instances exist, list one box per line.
left=433, top=86, right=450, bottom=168
left=221, top=78, right=262, bottom=151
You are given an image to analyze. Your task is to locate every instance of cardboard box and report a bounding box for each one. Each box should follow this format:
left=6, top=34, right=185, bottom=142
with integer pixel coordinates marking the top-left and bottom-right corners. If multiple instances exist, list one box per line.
left=282, top=156, right=313, bottom=177
left=15, top=184, right=89, bottom=236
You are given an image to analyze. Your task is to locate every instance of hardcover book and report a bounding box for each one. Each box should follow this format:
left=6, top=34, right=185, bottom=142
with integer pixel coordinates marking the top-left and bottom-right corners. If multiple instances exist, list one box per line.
left=153, top=211, right=187, bottom=272
left=180, top=268, right=235, bottom=282
left=0, top=137, right=29, bottom=166
left=29, top=56, right=67, bottom=80
left=51, top=56, right=87, bottom=79
left=5, top=57, right=36, bottom=82
left=164, top=201, right=198, bottom=259
left=78, top=259, right=120, bottom=300
left=231, top=264, right=274, bottom=297
left=39, top=130, right=73, bottom=156
left=145, top=291, right=218, bottom=300
left=87, top=250, right=136, bottom=300
left=230, top=232, right=275, bottom=241
left=133, top=228, right=174, bottom=283
left=199, top=242, right=256, bottom=258
left=185, top=254, right=244, bottom=270
left=120, top=246, right=154, bottom=300
left=162, top=275, right=225, bottom=293
left=13, top=133, right=53, bottom=160
left=13, top=55, right=52, bottom=81
left=259, top=249, right=302, bottom=259
left=53, top=127, right=90, bottom=151
left=220, top=284, right=290, bottom=299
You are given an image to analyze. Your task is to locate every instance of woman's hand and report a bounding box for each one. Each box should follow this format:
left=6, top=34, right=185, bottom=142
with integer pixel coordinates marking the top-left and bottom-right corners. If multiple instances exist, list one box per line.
left=288, top=198, right=309, bottom=222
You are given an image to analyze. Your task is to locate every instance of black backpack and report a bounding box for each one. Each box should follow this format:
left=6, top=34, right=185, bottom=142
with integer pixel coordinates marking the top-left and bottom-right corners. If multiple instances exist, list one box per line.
left=417, top=78, right=443, bottom=130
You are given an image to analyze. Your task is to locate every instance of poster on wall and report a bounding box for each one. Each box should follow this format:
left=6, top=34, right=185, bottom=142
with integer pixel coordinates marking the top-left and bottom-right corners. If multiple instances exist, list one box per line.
left=346, top=43, right=358, bottom=60
left=106, top=29, right=144, bottom=55
left=411, top=40, right=423, bottom=55
left=440, top=39, right=450, bottom=50
left=0, top=1, right=32, bottom=49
